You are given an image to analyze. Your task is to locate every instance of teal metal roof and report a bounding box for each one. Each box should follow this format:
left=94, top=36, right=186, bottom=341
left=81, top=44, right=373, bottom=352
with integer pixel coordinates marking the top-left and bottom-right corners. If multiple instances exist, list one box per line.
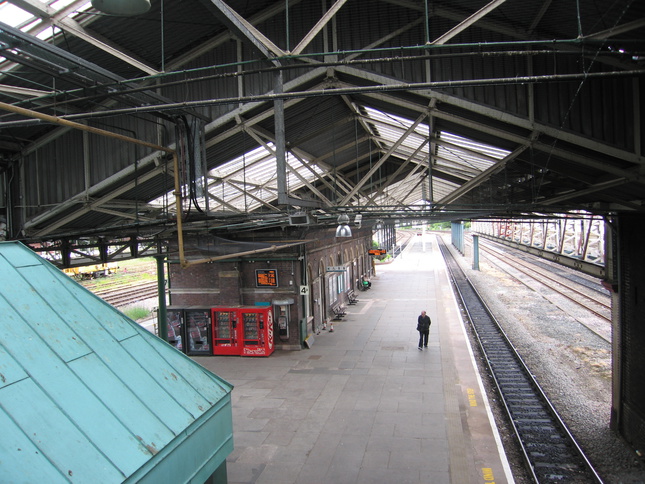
left=0, top=241, right=233, bottom=483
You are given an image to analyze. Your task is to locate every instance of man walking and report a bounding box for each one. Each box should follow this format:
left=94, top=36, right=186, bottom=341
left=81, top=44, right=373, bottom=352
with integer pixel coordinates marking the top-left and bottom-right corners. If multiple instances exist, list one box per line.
left=417, top=310, right=431, bottom=349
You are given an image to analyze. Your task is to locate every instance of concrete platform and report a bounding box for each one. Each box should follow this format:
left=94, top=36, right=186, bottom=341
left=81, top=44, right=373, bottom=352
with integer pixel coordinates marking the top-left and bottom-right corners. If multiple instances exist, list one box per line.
left=194, top=234, right=514, bottom=484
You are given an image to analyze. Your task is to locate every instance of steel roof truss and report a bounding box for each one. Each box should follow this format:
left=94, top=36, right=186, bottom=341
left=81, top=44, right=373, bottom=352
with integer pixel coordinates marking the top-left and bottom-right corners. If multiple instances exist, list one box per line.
left=365, top=138, right=429, bottom=205
left=341, top=109, right=428, bottom=204
left=92, top=206, right=156, bottom=223
left=431, top=0, right=509, bottom=45
left=7, top=0, right=160, bottom=75
left=29, top=160, right=166, bottom=237
left=199, top=0, right=285, bottom=62
left=291, top=0, right=349, bottom=55
left=439, top=145, right=528, bottom=205
left=335, top=66, right=644, bottom=165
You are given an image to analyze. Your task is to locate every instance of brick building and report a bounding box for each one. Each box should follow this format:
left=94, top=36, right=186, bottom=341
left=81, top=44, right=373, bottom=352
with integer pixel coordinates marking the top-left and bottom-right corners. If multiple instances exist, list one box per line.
left=167, top=225, right=381, bottom=350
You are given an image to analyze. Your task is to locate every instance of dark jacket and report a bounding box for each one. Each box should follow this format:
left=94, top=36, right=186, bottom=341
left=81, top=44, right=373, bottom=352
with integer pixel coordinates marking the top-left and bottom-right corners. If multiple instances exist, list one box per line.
left=417, top=314, right=431, bottom=332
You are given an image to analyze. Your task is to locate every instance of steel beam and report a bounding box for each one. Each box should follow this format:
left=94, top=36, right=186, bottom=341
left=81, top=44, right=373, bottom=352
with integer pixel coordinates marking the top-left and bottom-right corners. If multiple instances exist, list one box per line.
left=291, top=0, right=349, bottom=55
left=341, top=110, right=428, bottom=204
left=431, top=0, right=508, bottom=45
left=199, top=0, right=285, bottom=61
left=12, top=0, right=160, bottom=75
left=472, top=217, right=606, bottom=277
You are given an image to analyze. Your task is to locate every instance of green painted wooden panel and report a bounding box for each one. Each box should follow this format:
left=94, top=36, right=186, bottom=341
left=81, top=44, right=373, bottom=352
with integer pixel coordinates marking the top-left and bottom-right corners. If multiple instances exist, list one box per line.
left=60, top=271, right=142, bottom=342
left=45, top=312, right=198, bottom=435
left=69, top=353, right=176, bottom=450
left=126, top=395, right=234, bottom=484
left=0, top=242, right=234, bottom=483
left=0, top=409, right=69, bottom=484
left=0, top=242, right=41, bottom=268
left=20, top=264, right=138, bottom=342
left=121, top=335, right=216, bottom=417
left=127, top=330, right=233, bottom=404
left=0, top=344, right=29, bottom=389
left=0, top=259, right=93, bottom=363
left=1, top=379, right=126, bottom=483
left=0, top=306, right=152, bottom=476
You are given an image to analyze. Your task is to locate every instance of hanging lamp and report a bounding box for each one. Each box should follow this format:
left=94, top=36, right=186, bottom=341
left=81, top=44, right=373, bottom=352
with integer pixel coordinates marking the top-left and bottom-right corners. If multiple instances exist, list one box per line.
left=335, top=214, right=352, bottom=237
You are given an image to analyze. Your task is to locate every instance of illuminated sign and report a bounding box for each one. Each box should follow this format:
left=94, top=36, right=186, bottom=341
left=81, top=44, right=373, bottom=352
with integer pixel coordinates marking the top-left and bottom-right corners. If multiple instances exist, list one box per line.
left=256, top=269, right=278, bottom=287
left=368, top=249, right=386, bottom=256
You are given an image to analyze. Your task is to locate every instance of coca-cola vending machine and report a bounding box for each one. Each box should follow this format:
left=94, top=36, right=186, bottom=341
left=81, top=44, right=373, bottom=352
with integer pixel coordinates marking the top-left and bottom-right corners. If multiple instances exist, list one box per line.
left=210, top=308, right=239, bottom=356
left=211, top=306, right=274, bottom=356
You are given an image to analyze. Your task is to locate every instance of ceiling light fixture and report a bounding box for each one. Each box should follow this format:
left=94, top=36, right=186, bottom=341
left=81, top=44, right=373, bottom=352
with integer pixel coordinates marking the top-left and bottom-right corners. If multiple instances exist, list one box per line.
left=335, top=214, right=352, bottom=237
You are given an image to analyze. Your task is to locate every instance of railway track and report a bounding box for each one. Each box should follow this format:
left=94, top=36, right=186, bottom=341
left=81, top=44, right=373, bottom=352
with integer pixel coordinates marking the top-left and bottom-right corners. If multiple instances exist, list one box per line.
left=471, top=239, right=611, bottom=343
left=93, top=281, right=160, bottom=307
left=438, top=237, right=604, bottom=484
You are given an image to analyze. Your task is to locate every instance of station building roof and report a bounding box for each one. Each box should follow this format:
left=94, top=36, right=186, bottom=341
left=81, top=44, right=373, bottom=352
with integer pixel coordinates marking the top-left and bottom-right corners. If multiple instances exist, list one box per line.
left=0, top=241, right=233, bottom=483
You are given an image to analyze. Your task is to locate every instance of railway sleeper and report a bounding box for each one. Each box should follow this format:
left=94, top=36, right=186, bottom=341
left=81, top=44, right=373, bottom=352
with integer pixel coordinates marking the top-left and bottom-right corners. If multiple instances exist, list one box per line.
left=514, top=418, right=555, bottom=425
left=528, top=449, right=578, bottom=461
left=534, top=461, right=586, bottom=473
left=516, top=424, right=561, bottom=435
left=503, top=392, right=543, bottom=401
left=519, top=431, right=567, bottom=443
left=511, top=410, right=553, bottom=420
left=508, top=409, right=548, bottom=418
left=497, top=381, right=534, bottom=389
left=526, top=445, right=572, bottom=457
left=490, top=363, right=527, bottom=371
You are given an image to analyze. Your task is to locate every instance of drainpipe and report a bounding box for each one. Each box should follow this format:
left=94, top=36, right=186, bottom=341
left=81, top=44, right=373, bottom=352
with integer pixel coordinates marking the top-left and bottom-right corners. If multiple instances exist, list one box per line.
left=153, top=254, right=168, bottom=342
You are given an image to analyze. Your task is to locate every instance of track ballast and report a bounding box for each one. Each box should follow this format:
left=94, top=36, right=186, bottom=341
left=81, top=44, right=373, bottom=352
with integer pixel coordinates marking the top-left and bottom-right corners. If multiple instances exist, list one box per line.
left=438, top=237, right=603, bottom=483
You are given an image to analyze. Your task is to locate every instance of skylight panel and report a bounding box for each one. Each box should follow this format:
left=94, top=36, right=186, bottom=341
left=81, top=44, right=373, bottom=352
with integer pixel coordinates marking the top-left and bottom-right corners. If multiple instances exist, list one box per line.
left=0, top=2, right=33, bottom=28
left=151, top=143, right=324, bottom=213
left=439, top=131, right=510, bottom=160
left=36, top=25, right=62, bottom=40
left=0, top=0, right=93, bottom=44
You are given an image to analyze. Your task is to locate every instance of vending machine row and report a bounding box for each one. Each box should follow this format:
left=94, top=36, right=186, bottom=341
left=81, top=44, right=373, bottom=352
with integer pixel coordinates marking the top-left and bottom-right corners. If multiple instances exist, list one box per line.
left=166, top=306, right=275, bottom=357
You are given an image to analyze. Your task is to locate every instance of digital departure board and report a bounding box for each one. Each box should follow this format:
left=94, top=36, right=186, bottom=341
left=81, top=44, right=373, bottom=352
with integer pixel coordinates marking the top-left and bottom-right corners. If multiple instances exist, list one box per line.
left=255, top=269, right=278, bottom=287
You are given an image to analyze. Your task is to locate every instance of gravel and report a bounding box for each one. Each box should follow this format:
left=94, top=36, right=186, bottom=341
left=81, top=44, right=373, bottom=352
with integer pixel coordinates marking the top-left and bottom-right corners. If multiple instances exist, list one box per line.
left=442, top=236, right=645, bottom=484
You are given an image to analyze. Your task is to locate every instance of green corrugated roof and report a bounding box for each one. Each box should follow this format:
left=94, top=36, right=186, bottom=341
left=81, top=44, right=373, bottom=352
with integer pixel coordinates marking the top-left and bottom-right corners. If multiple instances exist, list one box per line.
left=0, top=241, right=233, bottom=483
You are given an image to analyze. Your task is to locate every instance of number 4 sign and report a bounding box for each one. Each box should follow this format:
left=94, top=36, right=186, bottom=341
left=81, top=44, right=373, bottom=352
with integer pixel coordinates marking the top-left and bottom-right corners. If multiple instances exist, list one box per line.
left=299, top=285, right=309, bottom=295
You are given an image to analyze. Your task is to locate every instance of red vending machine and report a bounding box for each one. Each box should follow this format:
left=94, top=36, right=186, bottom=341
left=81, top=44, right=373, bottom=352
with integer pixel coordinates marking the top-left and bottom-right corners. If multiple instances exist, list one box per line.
left=211, top=308, right=240, bottom=356
left=211, top=307, right=275, bottom=356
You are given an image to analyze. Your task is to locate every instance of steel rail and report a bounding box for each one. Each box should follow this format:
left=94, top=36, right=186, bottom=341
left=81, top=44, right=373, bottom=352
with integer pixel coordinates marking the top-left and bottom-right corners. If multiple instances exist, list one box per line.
left=480, top=245, right=611, bottom=315
left=438, top=236, right=604, bottom=483
left=470, top=239, right=612, bottom=343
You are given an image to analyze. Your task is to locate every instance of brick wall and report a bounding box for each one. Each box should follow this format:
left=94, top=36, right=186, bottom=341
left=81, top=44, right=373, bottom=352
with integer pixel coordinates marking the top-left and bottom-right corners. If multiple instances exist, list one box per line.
left=167, top=225, right=374, bottom=349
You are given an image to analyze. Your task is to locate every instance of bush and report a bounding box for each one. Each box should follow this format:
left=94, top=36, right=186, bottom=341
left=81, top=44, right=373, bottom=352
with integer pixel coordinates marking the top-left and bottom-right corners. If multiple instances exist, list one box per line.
left=123, top=306, right=150, bottom=321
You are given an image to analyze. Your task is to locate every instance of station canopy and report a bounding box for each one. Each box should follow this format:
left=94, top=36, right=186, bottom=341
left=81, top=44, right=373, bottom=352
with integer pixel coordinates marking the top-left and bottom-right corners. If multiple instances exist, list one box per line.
left=0, top=0, right=643, bottom=246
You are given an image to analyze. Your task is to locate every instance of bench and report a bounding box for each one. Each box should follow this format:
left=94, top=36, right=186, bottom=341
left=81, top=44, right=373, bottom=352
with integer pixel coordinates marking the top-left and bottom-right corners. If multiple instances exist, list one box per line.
left=331, top=303, right=346, bottom=320
left=347, top=289, right=358, bottom=305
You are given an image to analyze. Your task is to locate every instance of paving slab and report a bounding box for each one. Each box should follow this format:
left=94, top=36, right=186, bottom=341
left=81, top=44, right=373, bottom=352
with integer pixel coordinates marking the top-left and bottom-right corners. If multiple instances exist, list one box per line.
left=194, top=235, right=514, bottom=484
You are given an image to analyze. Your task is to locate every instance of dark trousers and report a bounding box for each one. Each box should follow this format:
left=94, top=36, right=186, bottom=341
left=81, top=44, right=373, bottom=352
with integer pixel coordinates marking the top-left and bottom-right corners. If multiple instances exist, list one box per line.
left=418, top=330, right=429, bottom=347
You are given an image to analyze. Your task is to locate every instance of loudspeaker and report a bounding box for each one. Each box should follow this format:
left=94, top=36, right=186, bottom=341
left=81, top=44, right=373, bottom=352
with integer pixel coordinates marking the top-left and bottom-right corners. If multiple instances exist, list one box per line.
left=289, top=214, right=309, bottom=226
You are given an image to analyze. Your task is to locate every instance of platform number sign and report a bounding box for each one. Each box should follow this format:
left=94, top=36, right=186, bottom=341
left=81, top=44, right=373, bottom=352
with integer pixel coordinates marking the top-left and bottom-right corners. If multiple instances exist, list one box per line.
left=256, top=269, right=278, bottom=287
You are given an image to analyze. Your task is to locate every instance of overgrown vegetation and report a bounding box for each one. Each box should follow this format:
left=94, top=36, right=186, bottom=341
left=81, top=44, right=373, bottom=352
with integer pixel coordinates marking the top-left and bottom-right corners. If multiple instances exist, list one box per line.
left=122, top=306, right=151, bottom=321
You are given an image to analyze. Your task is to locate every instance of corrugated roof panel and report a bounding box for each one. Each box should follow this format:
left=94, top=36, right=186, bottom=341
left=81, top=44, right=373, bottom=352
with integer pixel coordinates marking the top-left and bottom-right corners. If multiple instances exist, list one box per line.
left=0, top=241, right=233, bottom=483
